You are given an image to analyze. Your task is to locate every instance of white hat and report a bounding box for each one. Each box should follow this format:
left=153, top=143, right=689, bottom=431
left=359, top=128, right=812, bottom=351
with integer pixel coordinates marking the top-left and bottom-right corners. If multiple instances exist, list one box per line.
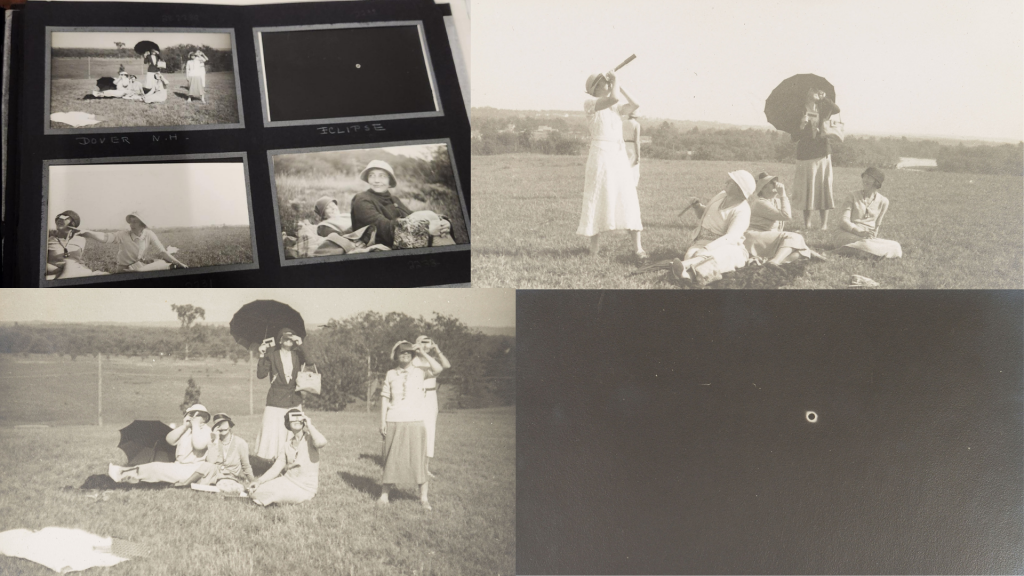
left=727, top=170, right=757, bottom=198
left=125, top=211, right=149, bottom=228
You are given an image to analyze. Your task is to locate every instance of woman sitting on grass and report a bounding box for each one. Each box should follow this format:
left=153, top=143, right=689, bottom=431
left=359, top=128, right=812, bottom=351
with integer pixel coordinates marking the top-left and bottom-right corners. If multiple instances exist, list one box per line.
left=142, top=72, right=169, bottom=104
left=378, top=341, right=444, bottom=510
left=833, top=167, right=902, bottom=259
left=75, top=211, right=187, bottom=273
left=743, top=172, right=828, bottom=267
left=350, top=160, right=451, bottom=249
left=671, top=170, right=755, bottom=283
left=176, top=413, right=254, bottom=494
left=108, top=404, right=211, bottom=485
left=248, top=409, right=328, bottom=506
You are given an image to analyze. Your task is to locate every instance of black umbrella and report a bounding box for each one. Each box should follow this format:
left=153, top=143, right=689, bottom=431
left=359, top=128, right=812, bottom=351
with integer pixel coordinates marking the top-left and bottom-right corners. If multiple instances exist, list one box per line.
left=133, top=41, right=160, bottom=56
left=118, top=420, right=175, bottom=466
left=229, top=300, right=306, bottom=351
left=764, top=74, right=836, bottom=134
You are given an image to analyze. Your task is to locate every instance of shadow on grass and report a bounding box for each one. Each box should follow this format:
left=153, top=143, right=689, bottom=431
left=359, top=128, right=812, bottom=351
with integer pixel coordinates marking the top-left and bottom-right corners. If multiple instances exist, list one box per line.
left=75, top=474, right=167, bottom=491
left=358, top=452, right=383, bottom=467
left=473, top=246, right=593, bottom=258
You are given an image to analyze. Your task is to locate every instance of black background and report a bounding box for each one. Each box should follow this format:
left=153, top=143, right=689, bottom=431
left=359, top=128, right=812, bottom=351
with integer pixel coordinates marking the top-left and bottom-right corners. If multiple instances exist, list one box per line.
left=517, top=290, right=1023, bottom=574
left=4, top=0, right=469, bottom=287
left=262, top=25, right=437, bottom=122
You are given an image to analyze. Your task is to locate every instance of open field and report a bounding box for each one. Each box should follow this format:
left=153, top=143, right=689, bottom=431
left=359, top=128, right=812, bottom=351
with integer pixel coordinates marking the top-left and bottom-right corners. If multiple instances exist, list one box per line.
left=472, top=155, right=1024, bottom=288
left=0, top=354, right=515, bottom=575
left=50, top=226, right=253, bottom=276
left=49, top=63, right=240, bottom=129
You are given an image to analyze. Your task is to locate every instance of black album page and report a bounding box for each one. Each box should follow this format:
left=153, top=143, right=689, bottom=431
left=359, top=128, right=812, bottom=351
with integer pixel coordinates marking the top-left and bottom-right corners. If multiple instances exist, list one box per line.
left=5, top=0, right=469, bottom=287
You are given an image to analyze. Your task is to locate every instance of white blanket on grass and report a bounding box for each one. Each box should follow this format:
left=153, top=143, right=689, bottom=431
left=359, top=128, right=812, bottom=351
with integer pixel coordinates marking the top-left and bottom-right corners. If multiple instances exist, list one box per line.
left=0, top=527, right=129, bottom=573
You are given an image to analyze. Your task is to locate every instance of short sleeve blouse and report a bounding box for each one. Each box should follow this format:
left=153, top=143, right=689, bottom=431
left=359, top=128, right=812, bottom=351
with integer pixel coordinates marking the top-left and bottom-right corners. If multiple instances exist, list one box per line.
left=381, top=367, right=431, bottom=422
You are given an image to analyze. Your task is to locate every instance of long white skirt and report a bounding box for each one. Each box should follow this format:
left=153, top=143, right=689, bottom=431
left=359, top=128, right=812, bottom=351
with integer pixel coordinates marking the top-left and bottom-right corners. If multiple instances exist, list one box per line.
left=255, top=405, right=301, bottom=460
left=577, top=140, right=643, bottom=236
left=424, top=390, right=439, bottom=458
left=685, top=239, right=749, bottom=274
left=834, top=230, right=902, bottom=258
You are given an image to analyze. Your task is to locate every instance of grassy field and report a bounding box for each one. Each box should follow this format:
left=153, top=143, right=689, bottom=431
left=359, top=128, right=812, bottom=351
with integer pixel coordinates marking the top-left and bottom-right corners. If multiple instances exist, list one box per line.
left=471, top=155, right=1024, bottom=288
left=50, top=61, right=240, bottom=129
left=0, top=355, right=515, bottom=575
left=52, top=226, right=253, bottom=276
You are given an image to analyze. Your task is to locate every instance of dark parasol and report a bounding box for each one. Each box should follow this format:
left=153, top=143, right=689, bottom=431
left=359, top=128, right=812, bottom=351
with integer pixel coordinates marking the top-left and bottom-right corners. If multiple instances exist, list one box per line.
left=118, top=420, right=175, bottom=466
left=133, top=41, right=161, bottom=55
left=229, top=300, right=306, bottom=351
left=764, top=74, right=836, bottom=134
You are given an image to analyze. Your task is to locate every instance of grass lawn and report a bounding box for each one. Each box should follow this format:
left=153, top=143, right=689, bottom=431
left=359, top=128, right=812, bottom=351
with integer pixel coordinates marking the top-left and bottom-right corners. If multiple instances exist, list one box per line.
left=0, top=355, right=514, bottom=575
left=49, top=70, right=240, bottom=129
left=471, top=155, right=1024, bottom=288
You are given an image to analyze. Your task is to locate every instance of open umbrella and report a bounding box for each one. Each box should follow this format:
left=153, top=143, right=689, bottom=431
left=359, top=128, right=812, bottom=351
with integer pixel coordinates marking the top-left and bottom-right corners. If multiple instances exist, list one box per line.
left=118, top=420, right=174, bottom=466
left=229, top=300, right=306, bottom=351
left=764, top=74, right=836, bottom=134
left=133, top=41, right=160, bottom=56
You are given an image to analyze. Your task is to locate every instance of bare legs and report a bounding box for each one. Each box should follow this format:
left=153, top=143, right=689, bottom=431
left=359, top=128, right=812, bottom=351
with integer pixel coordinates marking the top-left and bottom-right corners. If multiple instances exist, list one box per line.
left=377, top=482, right=431, bottom=511
left=803, top=210, right=830, bottom=230
left=588, top=230, right=645, bottom=257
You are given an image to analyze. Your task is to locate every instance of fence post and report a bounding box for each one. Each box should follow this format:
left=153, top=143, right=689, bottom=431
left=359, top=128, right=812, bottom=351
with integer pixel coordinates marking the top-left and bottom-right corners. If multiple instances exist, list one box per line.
left=97, top=353, right=103, bottom=426
left=87, top=57, right=91, bottom=80
left=249, top=350, right=254, bottom=416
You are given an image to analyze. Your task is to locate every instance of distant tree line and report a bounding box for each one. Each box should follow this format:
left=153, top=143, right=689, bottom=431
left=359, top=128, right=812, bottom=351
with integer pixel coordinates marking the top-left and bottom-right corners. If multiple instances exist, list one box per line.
left=52, top=45, right=234, bottom=73
left=472, top=113, right=1023, bottom=176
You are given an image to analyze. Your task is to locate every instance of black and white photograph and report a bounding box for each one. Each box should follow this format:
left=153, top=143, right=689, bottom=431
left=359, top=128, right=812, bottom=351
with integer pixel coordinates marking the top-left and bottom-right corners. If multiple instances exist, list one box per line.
left=42, top=157, right=257, bottom=285
left=0, top=288, right=515, bottom=575
left=47, top=29, right=243, bottom=132
left=270, top=141, right=469, bottom=264
left=471, top=0, right=1024, bottom=289
left=256, top=22, right=441, bottom=126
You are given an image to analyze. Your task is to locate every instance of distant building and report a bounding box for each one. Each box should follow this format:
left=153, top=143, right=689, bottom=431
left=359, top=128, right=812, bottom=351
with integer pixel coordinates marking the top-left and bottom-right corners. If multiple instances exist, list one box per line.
left=531, top=126, right=557, bottom=140
left=498, top=123, right=516, bottom=133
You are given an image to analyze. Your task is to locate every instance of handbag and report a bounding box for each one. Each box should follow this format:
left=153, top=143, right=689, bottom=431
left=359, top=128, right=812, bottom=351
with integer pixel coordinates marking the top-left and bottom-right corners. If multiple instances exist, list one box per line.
left=295, top=364, right=321, bottom=395
left=822, top=113, right=844, bottom=143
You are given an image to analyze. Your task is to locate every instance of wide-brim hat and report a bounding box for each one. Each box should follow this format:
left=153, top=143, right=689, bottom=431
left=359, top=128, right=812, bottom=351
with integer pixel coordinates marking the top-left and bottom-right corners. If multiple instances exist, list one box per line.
left=211, top=413, right=234, bottom=429
left=125, top=211, right=148, bottom=228
left=359, top=160, right=397, bottom=188
left=862, top=167, right=885, bottom=188
left=390, top=340, right=418, bottom=360
left=57, top=210, right=81, bottom=228
left=184, top=404, right=210, bottom=421
left=728, top=170, right=757, bottom=198
left=754, top=172, right=779, bottom=196
left=314, top=196, right=338, bottom=220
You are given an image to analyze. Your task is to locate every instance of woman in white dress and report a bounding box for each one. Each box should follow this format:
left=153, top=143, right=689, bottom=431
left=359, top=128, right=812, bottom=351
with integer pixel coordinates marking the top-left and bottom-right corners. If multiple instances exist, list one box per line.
left=413, top=335, right=451, bottom=477
left=671, top=170, right=756, bottom=282
left=622, top=109, right=641, bottom=187
left=577, top=70, right=646, bottom=259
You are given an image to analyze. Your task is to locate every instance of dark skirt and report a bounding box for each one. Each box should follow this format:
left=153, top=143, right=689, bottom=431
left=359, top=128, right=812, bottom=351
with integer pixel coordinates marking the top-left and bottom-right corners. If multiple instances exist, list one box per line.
left=382, top=421, right=427, bottom=487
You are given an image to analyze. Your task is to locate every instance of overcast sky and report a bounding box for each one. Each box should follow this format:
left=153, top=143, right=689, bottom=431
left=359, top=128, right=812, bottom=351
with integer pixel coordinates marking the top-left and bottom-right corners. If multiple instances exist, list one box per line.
left=0, top=289, right=516, bottom=328
left=474, top=0, right=1024, bottom=141
left=48, top=163, right=251, bottom=230
left=52, top=31, right=232, bottom=50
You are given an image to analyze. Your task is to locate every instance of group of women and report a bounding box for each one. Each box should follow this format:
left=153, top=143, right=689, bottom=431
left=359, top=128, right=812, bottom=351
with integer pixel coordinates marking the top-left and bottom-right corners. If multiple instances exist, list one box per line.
left=107, top=328, right=451, bottom=511
left=46, top=210, right=187, bottom=280
left=577, top=68, right=903, bottom=279
left=89, top=49, right=207, bottom=104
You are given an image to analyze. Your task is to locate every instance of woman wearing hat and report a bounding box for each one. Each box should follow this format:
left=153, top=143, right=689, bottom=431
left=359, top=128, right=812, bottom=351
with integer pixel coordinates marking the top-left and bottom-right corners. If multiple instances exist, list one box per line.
left=791, top=93, right=840, bottom=231
left=185, top=51, right=207, bottom=103
left=76, top=211, right=186, bottom=273
left=743, top=172, right=828, bottom=266
left=671, top=170, right=755, bottom=282
left=378, top=340, right=445, bottom=510
left=142, top=71, right=169, bottom=104
left=46, top=210, right=87, bottom=278
left=622, top=106, right=642, bottom=187
left=833, top=167, right=902, bottom=259
left=176, top=413, right=255, bottom=493
left=412, top=335, right=451, bottom=478
left=578, top=70, right=646, bottom=259
left=254, top=328, right=308, bottom=460
left=108, top=404, right=212, bottom=485
left=350, top=160, right=450, bottom=249
left=249, top=409, right=328, bottom=506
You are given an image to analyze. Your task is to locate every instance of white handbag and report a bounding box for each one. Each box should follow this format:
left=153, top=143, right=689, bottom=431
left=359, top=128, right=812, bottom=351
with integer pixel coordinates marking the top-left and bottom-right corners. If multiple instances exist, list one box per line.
left=295, top=364, right=321, bottom=395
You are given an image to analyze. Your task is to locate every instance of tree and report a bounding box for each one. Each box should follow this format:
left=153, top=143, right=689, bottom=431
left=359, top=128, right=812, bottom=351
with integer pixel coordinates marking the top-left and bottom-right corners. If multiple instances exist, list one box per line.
left=179, top=377, right=201, bottom=414
left=114, top=42, right=125, bottom=58
left=171, top=304, right=206, bottom=361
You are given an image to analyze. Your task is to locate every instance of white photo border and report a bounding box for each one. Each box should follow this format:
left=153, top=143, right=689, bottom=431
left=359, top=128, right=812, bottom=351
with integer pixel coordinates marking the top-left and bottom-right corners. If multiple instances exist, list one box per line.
left=40, top=152, right=260, bottom=286
left=44, top=27, right=246, bottom=135
left=267, top=137, right=470, bottom=268
left=254, top=21, right=444, bottom=127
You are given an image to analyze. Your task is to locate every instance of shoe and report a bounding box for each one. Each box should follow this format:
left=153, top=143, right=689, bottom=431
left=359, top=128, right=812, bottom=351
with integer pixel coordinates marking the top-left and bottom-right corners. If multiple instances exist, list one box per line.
left=809, top=250, right=828, bottom=261
left=376, top=497, right=390, bottom=507
left=670, top=258, right=689, bottom=282
left=420, top=500, right=433, bottom=511
left=108, top=463, right=122, bottom=483
left=635, top=250, right=649, bottom=262
left=427, top=471, right=436, bottom=479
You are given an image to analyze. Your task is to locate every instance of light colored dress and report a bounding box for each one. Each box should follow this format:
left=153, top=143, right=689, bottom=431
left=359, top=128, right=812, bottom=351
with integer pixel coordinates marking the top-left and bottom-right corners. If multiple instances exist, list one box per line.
left=835, top=190, right=902, bottom=258
left=185, top=59, right=205, bottom=97
left=381, top=366, right=431, bottom=487
left=250, top=431, right=320, bottom=506
left=576, top=98, right=643, bottom=236
left=685, top=191, right=751, bottom=273
left=120, top=425, right=211, bottom=484
left=94, top=228, right=167, bottom=272
left=622, top=116, right=641, bottom=186
left=196, top=435, right=254, bottom=493
left=743, top=193, right=813, bottom=261
left=412, top=356, right=440, bottom=458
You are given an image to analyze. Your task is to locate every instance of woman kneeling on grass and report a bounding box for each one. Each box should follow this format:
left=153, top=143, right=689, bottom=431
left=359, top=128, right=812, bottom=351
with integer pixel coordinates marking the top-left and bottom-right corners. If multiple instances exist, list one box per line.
left=671, top=170, right=755, bottom=282
left=108, top=404, right=211, bottom=485
left=248, top=409, right=328, bottom=506
left=833, top=167, right=902, bottom=259
left=378, top=341, right=444, bottom=510
left=75, top=211, right=187, bottom=273
left=743, top=172, right=828, bottom=267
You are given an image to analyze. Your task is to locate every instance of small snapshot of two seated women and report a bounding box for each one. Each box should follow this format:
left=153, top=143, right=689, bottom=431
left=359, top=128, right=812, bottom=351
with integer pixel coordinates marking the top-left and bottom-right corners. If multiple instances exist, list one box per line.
left=669, top=166, right=901, bottom=285
left=283, top=160, right=455, bottom=259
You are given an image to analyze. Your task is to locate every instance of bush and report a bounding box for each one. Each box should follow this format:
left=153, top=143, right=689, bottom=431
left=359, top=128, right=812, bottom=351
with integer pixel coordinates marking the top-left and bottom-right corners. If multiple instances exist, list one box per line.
left=179, top=377, right=201, bottom=414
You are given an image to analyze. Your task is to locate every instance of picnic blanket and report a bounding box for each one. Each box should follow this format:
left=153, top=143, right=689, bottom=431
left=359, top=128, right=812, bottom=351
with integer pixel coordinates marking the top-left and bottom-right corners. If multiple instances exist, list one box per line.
left=0, top=527, right=130, bottom=573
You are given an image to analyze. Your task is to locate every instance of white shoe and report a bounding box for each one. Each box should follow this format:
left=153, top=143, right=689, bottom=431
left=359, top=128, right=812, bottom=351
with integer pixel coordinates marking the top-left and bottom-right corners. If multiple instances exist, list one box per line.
left=108, top=463, right=122, bottom=482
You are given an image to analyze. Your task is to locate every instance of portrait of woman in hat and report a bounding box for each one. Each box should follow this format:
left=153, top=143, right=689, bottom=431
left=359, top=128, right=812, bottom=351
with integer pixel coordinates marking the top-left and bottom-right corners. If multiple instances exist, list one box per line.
left=672, top=170, right=756, bottom=282
left=108, top=404, right=212, bottom=485
left=176, top=413, right=255, bottom=494
left=249, top=409, right=327, bottom=506
left=378, top=340, right=445, bottom=510
left=578, top=70, right=646, bottom=259
left=46, top=210, right=87, bottom=278
left=743, top=172, right=828, bottom=267
left=254, top=328, right=308, bottom=460
left=833, top=167, right=902, bottom=259
left=75, top=211, right=187, bottom=273
left=350, top=160, right=451, bottom=249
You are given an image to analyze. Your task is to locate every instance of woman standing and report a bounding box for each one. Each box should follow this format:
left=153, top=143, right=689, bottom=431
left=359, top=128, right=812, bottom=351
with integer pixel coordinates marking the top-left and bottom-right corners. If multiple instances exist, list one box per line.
left=834, top=167, right=902, bottom=259
left=378, top=341, right=444, bottom=510
left=672, top=170, right=755, bottom=283
left=791, top=91, right=839, bottom=230
left=185, top=52, right=206, bottom=104
left=254, top=328, right=307, bottom=460
left=413, top=335, right=451, bottom=478
left=622, top=108, right=641, bottom=187
left=249, top=409, right=328, bottom=506
left=577, top=70, right=646, bottom=259
left=142, top=50, right=160, bottom=94
left=744, top=172, right=827, bottom=266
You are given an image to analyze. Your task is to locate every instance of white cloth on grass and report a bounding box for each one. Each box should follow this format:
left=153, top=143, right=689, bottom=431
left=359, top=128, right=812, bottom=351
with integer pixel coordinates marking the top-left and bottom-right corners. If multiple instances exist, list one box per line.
left=0, top=527, right=129, bottom=573
left=50, top=112, right=105, bottom=128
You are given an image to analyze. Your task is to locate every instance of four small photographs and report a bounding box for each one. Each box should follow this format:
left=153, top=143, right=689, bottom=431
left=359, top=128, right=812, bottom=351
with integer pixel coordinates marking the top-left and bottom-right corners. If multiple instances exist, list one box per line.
left=42, top=155, right=258, bottom=286
left=255, top=22, right=442, bottom=126
left=270, top=140, right=469, bottom=265
left=46, top=28, right=244, bottom=133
